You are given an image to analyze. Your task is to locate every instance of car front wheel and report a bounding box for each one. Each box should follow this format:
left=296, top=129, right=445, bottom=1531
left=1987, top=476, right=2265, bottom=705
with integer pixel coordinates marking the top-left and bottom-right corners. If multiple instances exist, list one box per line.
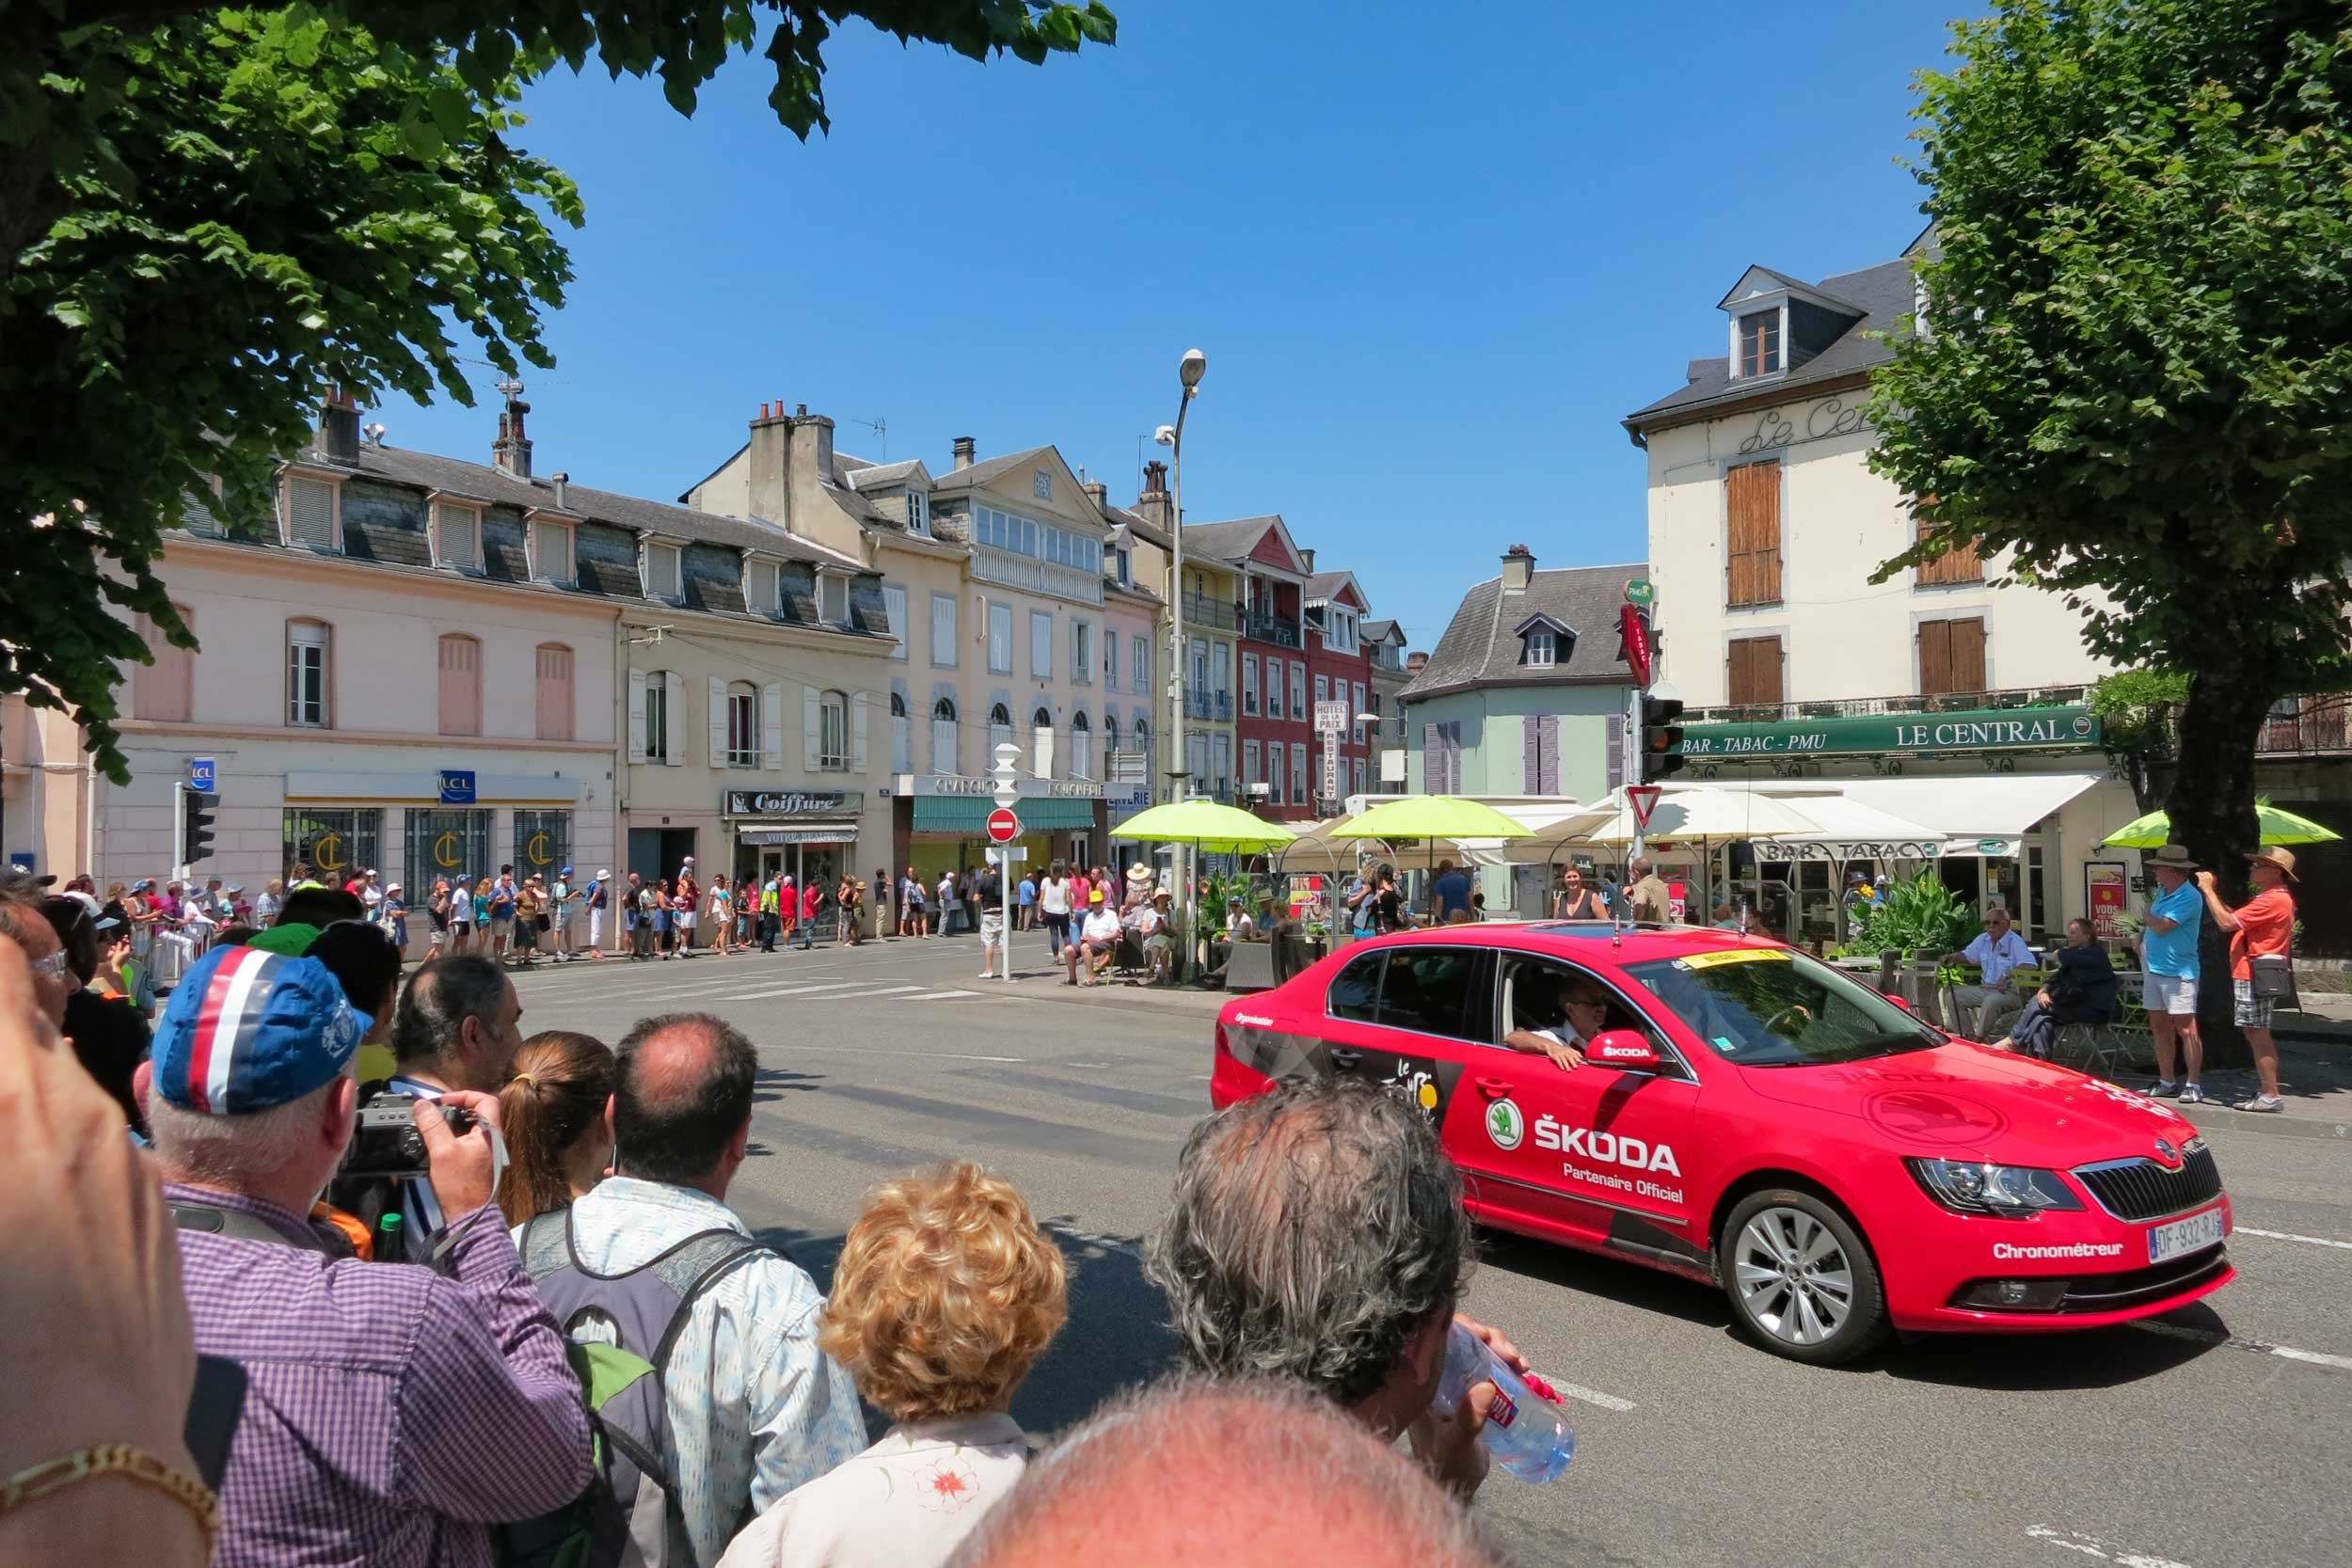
left=1720, top=1188, right=1889, bottom=1366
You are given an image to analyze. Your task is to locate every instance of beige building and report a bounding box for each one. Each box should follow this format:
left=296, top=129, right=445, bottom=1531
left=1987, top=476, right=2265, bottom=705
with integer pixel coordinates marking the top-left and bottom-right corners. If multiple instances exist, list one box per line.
left=687, top=408, right=1156, bottom=882
left=1625, top=231, right=2140, bottom=944
left=1120, top=459, right=1238, bottom=801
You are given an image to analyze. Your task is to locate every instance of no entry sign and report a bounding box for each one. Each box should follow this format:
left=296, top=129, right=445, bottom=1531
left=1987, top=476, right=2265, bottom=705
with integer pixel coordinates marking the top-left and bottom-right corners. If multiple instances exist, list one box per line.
left=986, top=807, right=1021, bottom=845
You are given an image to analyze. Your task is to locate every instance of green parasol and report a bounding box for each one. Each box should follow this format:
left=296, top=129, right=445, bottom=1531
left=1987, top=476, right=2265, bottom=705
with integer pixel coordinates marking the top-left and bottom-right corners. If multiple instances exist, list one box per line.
left=2102, top=802, right=2342, bottom=848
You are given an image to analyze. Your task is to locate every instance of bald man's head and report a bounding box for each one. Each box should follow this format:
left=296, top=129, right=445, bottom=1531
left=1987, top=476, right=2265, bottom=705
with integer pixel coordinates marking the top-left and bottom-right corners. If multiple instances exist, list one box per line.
left=947, top=1376, right=1500, bottom=1568
left=613, top=1012, right=756, bottom=1188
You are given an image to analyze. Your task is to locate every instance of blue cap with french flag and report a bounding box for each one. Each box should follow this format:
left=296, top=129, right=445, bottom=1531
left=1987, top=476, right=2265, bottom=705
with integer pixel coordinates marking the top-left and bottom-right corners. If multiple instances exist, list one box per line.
left=151, top=943, right=371, bottom=1116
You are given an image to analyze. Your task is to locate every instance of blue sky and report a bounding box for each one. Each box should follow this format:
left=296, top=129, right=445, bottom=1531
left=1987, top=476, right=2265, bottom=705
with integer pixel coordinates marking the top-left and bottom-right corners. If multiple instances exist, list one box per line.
left=386, top=0, right=1962, bottom=652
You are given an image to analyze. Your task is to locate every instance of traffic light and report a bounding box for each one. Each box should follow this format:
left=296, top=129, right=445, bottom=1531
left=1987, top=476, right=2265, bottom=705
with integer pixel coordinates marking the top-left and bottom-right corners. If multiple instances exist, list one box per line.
left=179, top=784, right=217, bottom=866
left=1640, top=687, right=1686, bottom=782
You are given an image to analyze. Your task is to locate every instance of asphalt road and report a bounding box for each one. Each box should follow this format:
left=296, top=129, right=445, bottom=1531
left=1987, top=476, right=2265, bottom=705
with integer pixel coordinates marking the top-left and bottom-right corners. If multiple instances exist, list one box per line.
left=509, top=931, right=2352, bottom=1568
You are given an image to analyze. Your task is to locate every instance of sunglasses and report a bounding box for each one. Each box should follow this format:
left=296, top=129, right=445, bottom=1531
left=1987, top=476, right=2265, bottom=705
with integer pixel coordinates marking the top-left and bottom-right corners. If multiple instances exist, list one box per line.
left=28, top=949, right=70, bottom=977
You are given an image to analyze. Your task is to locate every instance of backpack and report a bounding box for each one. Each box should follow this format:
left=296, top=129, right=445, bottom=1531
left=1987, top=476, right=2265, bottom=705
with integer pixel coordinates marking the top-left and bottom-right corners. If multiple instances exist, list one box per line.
left=501, top=1212, right=767, bottom=1568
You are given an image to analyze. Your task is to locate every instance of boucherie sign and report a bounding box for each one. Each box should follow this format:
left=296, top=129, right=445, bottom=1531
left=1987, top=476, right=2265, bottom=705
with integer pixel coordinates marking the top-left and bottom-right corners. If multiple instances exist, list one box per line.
left=724, top=789, right=862, bottom=816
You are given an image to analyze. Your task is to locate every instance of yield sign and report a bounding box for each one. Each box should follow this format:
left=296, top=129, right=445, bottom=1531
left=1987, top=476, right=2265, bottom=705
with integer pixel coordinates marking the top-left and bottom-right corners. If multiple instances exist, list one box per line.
left=1627, top=784, right=1662, bottom=831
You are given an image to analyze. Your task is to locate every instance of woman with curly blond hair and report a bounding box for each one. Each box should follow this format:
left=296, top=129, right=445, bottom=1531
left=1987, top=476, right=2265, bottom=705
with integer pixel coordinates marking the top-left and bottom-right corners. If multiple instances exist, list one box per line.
left=716, top=1161, right=1066, bottom=1568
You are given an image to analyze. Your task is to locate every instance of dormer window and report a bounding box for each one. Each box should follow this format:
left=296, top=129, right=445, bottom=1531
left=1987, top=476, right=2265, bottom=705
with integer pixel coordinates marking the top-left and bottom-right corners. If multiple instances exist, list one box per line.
left=528, top=517, right=573, bottom=584
left=1514, top=613, right=1573, bottom=669
left=1525, top=630, right=1556, bottom=668
left=1738, top=308, right=1783, bottom=377
left=818, top=570, right=850, bottom=626
left=745, top=557, right=781, bottom=617
left=642, top=540, right=683, bottom=603
left=435, top=501, right=482, bottom=569
left=906, top=488, right=930, bottom=536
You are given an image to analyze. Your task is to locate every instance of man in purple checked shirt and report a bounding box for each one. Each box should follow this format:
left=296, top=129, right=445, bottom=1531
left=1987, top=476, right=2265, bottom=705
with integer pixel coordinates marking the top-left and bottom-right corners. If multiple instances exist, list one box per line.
left=136, top=942, right=589, bottom=1567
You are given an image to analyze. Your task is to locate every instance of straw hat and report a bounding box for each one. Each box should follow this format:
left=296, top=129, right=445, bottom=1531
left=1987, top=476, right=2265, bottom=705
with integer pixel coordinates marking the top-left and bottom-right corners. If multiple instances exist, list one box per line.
left=2247, top=847, right=2298, bottom=880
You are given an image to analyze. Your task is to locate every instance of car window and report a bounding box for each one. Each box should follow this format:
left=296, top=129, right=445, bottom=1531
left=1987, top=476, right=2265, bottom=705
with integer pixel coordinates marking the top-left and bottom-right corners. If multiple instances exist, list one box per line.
left=1371, top=947, right=1486, bottom=1041
left=1498, top=954, right=1682, bottom=1074
left=1623, top=948, right=1942, bottom=1067
left=1327, top=951, right=1382, bottom=1022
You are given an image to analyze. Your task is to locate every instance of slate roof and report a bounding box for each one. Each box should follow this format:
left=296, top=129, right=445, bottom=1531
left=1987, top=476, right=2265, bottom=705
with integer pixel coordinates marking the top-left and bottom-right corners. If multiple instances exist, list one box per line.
left=352, top=444, right=861, bottom=569
left=1303, top=569, right=1366, bottom=610
left=843, top=458, right=925, bottom=492
left=1397, top=561, right=1648, bottom=701
left=1623, top=255, right=1915, bottom=435
left=1182, top=516, right=1291, bottom=568
left=1100, top=500, right=1171, bottom=551
left=1364, top=617, right=1404, bottom=645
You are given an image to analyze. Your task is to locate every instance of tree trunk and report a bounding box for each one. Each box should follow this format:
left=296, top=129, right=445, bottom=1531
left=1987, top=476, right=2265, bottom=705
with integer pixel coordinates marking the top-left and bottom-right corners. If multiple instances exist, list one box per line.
left=2162, top=657, right=2275, bottom=1069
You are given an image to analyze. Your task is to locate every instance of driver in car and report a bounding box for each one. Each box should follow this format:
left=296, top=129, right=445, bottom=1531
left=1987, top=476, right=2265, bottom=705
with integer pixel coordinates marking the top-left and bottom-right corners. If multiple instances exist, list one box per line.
left=1503, top=971, right=1610, bottom=1072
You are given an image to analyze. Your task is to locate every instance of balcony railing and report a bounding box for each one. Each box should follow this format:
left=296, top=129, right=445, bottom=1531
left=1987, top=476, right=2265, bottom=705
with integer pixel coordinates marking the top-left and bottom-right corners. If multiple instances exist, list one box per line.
left=1182, top=593, right=1239, bottom=632
left=1685, top=684, right=2090, bottom=726
left=971, top=545, right=1104, bottom=607
left=1183, top=689, right=1236, bottom=721
left=1242, top=608, right=1301, bottom=648
left=2256, top=693, right=2352, bottom=756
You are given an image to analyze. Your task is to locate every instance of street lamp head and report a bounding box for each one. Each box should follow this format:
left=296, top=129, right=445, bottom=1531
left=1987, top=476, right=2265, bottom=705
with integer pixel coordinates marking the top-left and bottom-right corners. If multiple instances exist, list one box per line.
left=1179, top=348, right=1208, bottom=389
left=1153, top=423, right=1178, bottom=447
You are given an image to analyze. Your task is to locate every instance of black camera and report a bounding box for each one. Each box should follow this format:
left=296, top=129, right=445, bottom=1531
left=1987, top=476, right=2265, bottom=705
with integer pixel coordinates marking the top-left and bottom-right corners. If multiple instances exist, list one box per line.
left=341, top=1095, right=472, bottom=1180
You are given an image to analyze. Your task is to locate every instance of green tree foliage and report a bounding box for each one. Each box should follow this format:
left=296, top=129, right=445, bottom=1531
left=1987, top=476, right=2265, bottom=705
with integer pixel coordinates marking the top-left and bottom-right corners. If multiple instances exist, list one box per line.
left=1867, top=0, right=2352, bottom=891
left=1, top=1, right=1114, bottom=781
left=2089, top=668, right=2190, bottom=809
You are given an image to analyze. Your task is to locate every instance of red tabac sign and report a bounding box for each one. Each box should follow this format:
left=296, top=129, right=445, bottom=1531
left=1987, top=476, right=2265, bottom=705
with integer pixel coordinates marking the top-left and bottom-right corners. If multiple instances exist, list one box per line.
left=1618, top=604, right=1653, bottom=687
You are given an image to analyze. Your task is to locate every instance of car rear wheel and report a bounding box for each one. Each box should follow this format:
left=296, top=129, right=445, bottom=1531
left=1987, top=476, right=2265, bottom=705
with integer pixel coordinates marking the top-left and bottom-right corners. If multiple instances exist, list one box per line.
left=1720, top=1189, right=1889, bottom=1366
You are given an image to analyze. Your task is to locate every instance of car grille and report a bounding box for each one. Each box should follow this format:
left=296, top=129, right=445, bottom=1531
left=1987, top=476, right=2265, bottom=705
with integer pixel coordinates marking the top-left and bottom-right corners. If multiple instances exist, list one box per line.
left=2058, top=1246, right=2231, bottom=1312
left=2073, top=1146, right=2222, bottom=1222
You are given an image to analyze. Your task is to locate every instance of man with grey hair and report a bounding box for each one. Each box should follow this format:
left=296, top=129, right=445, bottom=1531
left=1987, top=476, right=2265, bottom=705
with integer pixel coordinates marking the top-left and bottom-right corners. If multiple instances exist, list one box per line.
left=545, top=1011, right=863, bottom=1564
left=135, top=941, right=587, bottom=1567
left=1627, top=855, right=1672, bottom=925
left=946, top=1374, right=1502, bottom=1568
left=1147, top=1075, right=1529, bottom=1500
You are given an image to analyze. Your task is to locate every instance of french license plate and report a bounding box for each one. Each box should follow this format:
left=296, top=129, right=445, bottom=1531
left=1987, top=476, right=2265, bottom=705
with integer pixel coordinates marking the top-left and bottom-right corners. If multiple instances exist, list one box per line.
left=2147, top=1205, right=2227, bottom=1265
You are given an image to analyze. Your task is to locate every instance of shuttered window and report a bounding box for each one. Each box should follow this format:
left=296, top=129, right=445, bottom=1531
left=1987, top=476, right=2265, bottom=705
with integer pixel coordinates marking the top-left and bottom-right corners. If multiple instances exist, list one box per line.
left=1917, top=617, right=1987, bottom=696
left=535, top=643, right=574, bottom=740
left=1914, top=516, right=1983, bottom=585
left=1726, top=461, right=1782, bottom=607
left=1727, top=636, right=1784, bottom=707
left=437, top=634, right=482, bottom=736
left=1738, top=309, right=1782, bottom=376
left=135, top=605, right=194, bottom=722
left=437, top=504, right=482, bottom=569
left=286, top=477, right=339, bottom=549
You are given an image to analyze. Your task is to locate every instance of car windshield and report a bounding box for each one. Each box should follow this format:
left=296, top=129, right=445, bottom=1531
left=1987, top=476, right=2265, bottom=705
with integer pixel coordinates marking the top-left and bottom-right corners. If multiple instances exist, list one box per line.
left=1622, top=947, right=1944, bottom=1067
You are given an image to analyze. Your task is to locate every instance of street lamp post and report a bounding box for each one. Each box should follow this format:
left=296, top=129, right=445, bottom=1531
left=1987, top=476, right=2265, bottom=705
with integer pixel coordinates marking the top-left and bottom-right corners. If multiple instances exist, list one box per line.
left=1157, top=347, right=1207, bottom=972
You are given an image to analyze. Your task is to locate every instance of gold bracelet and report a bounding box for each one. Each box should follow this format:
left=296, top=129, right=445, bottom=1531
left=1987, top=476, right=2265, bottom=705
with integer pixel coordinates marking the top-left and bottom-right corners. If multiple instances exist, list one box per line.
left=0, top=1444, right=219, bottom=1553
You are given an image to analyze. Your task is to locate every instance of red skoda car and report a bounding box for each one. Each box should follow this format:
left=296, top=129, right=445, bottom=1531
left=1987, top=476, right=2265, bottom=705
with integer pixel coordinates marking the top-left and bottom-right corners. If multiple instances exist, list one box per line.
left=1211, top=924, right=2233, bottom=1364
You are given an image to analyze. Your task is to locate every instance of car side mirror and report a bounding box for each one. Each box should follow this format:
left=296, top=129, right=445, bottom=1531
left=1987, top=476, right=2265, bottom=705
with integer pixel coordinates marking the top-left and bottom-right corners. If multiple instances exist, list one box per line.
left=1887, top=995, right=1915, bottom=1014
left=1585, top=1029, right=1661, bottom=1071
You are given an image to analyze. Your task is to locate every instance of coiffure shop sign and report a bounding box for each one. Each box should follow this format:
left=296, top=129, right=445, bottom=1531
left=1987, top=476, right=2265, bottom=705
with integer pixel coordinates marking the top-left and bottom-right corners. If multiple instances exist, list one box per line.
left=724, top=789, right=862, bottom=817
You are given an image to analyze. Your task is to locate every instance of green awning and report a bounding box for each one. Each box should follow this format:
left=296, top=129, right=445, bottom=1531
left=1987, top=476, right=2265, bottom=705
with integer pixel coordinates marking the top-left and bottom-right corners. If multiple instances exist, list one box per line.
left=912, top=795, right=1100, bottom=832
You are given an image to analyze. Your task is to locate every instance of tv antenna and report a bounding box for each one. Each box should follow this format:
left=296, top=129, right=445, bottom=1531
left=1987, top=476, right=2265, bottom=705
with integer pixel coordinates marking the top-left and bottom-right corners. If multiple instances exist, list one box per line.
left=846, top=414, right=886, bottom=459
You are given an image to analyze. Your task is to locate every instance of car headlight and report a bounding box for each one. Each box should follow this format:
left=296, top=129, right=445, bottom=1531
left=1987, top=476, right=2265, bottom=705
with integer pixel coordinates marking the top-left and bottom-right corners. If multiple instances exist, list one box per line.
left=1905, top=1158, right=2082, bottom=1216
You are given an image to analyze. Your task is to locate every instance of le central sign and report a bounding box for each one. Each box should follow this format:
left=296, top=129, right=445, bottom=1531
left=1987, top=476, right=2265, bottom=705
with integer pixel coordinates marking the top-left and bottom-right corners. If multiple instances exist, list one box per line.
left=1677, top=705, right=2102, bottom=759
left=724, top=789, right=862, bottom=817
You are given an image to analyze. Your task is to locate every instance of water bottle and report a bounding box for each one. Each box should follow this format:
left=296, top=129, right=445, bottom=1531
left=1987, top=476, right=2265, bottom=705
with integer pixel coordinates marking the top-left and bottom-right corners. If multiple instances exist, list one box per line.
left=1431, top=1322, right=1575, bottom=1484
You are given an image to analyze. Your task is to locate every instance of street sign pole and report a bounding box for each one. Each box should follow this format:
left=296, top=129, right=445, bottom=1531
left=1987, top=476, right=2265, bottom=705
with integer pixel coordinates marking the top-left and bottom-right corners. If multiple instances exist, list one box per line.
left=992, top=742, right=1021, bottom=982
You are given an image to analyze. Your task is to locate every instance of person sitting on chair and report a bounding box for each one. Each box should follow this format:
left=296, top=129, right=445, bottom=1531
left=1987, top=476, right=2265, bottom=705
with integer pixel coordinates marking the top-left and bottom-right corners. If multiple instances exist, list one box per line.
left=2004, top=919, right=2117, bottom=1059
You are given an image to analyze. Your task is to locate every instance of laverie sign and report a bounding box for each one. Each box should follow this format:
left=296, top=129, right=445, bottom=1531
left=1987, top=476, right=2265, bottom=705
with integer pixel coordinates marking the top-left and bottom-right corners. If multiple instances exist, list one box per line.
left=1677, top=705, right=2101, bottom=759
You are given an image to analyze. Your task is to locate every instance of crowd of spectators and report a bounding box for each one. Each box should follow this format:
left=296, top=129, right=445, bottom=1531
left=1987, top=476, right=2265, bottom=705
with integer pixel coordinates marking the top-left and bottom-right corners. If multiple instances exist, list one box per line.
left=1, top=864, right=1518, bottom=1567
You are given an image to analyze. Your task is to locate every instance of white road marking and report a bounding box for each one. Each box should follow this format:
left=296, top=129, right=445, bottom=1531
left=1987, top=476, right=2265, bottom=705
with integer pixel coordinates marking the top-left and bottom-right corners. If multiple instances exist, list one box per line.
left=2235, top=1225, right=2352, bottom=1252
left=907, top=990, right=981, bottom=1001
left=755, top=1043, right=1022, bottom=1062
left=721, top=980, right=895, bottom=1001
left=2025, top=1525, right=2195, bottom=1568
left=1542, top=1382, right=1637, bottom=1413
left=2131, top=1319, right=2352, bottom=1373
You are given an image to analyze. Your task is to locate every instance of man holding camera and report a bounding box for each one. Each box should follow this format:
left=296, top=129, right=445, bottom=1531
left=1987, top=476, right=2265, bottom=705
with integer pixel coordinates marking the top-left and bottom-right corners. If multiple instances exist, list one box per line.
left=373, top=955, right=527, bottom=1255
left=137, top=942, right=588, bottom=1567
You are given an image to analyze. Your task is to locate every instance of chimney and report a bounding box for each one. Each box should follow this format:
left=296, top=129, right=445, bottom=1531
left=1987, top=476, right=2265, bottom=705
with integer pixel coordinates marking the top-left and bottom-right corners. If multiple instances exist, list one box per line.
left=951, top=436, right=977, bottom=471
left=789, top=407, right=837, bottom=485
left=319, top=386, right=360, bottom=467
left=1132, top=459, right=1172, bottom=530
left=745, top=399, right=793, bottom=522
left=491, top=379, right=532, bottom=479
left=1082, top=480, right=1108, bottom=509
left=1406, top=651, right=1429, bottom=675
left=1501, top=543, right=1535, bottom=592
left=1300, top=547, right=1316, bottom=573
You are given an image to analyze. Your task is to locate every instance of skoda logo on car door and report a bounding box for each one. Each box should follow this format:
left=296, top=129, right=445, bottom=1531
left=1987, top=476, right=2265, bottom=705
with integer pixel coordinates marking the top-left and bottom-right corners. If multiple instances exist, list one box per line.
left=1485, top=1098, right=1526, bottom=1151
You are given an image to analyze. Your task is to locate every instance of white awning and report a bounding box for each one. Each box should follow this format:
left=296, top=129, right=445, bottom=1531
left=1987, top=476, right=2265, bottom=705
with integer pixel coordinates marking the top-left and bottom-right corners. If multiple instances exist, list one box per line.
left=1764, top=774, right=2105, bottom=858
left=1457, top=800, right=1593, bottom=866
left=1555, top=784, right=1822, bottom=847
left=1737, top=793, right=1953, bottom=863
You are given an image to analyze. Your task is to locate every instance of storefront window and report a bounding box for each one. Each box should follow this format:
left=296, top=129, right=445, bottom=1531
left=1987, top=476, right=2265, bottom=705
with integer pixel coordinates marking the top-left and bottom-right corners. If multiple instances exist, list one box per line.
left=513, top=810, right=573, bottom=879
left=404, top=809, right=493, bottom=888
left=283, top=808, right=383, bottom=885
